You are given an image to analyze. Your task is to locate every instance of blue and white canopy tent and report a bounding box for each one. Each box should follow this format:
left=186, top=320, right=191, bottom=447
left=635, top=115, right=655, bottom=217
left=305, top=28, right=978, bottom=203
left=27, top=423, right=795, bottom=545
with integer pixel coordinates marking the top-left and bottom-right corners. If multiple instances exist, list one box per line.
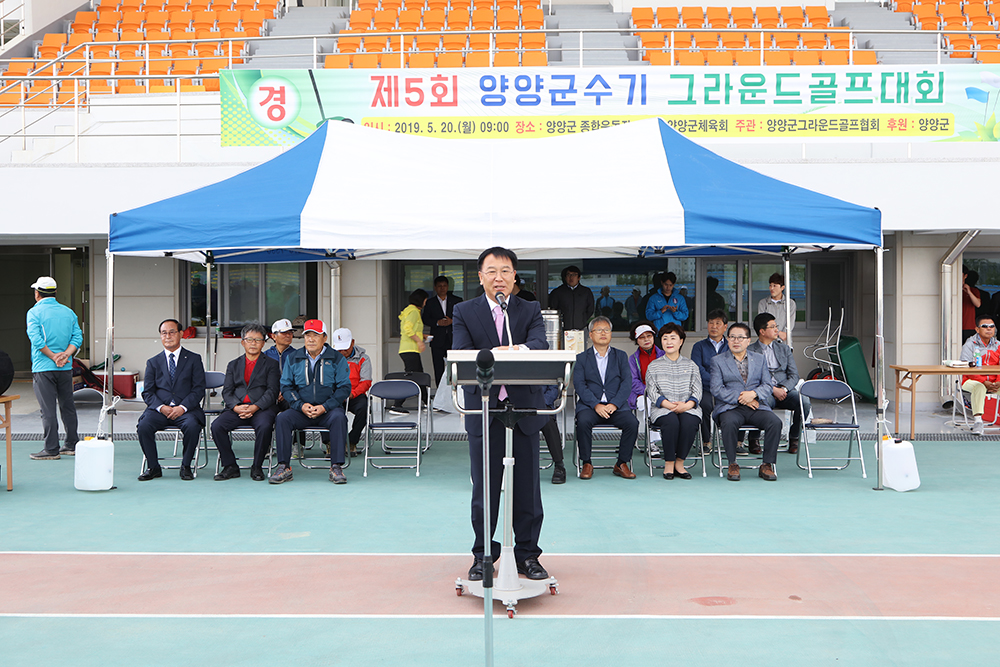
left=107, top=117, right=890, bottom=485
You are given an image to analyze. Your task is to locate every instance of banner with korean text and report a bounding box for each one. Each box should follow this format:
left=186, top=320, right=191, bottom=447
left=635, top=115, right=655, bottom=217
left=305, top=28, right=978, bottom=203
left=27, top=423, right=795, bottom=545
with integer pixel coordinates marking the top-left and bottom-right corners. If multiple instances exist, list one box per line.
left=220, top=65, right=1000, bottom=146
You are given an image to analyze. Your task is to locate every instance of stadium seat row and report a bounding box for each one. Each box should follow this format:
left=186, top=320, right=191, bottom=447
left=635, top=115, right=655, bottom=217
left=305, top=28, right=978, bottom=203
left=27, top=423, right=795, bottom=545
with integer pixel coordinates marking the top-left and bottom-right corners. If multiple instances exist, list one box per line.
left=631, top=6, right=833, bottom=30
left=649, top=48, right=877, bottom=65
left=637, top=28, right=857, bottom=53
left=95, top=0, right=278, bottom=11
left=324, top=49, right=547, bottom=67
left=347, top=6, right=545, bottom=31
left=36, top=30, right=250, bottom=61
left=70, top=8, right=270, bottom=36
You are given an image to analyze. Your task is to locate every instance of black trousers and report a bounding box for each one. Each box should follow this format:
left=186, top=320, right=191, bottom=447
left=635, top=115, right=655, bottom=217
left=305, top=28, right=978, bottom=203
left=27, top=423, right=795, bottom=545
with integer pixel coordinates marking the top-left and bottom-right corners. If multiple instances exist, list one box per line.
left=540, top=416, right=564, bottom=464
left=33, top=370, right=78, bottom=454
left=210, top=407, right=276, bottom=468
left=347, top=393, right=368, bottom=446
left=275, top=407, right=347, bottom=466
left=430, top=345, right=447, bottom=388
left=699, top=392, right=714, bottom=444
left=395, top=352, right=423, bottom=408
left=137, top=408, right=204, bottom=469
left=717, top=405, right=782, bottom=465
left=469, top=417, right=543, bottom=563
left=653, top=411, right=701, bottom=462
left=575, top=408, right=638, bottom=463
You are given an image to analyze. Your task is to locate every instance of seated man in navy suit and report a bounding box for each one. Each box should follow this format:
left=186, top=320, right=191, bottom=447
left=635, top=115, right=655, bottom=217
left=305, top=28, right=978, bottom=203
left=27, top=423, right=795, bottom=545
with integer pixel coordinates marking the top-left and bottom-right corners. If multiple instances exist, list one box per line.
left=137, top=318, right=207, bottom=481
left=574, top=316, right=639, bottom=480
left=710, top=322, right=782, bottom=482
left=210, top=323, right=281, bottom=482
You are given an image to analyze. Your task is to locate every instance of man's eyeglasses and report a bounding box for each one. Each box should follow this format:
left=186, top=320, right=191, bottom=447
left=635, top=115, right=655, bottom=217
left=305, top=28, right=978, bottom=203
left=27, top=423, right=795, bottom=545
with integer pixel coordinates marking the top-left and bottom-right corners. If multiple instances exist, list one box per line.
left=591, top=328, right=612, bottom=334
left=728, top=335, right=750, bottom=341
left=482, top=268, right=515, bottom=279
left=243, top=337, right=265, bottom=343
left=979, top=324, right=997, bottom=329
left=160, top=330, right=180, bottom=336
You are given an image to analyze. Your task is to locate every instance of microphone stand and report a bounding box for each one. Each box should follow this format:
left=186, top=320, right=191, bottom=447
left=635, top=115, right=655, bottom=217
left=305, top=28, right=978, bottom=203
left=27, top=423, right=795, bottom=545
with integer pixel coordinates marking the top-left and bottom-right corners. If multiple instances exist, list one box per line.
left=475, top=349, right=495, bottom=667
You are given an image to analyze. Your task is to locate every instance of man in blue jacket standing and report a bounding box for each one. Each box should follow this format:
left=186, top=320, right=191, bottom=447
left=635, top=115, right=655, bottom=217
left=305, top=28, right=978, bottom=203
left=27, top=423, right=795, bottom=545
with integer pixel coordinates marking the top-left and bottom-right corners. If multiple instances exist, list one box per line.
left=26, top=277, right=83, bottom=460
left=645, top=271, right=689, bottom=330
left=270, top=319, right=352, bottom=485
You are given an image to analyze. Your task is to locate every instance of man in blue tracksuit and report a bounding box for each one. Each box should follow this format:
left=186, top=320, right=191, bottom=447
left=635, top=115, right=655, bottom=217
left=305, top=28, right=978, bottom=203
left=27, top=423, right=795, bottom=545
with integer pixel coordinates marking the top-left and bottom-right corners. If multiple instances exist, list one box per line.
left=645, top=271, right=689, bottom=330
left=26, top=276, right=83, bottom=460
left=269, top=319, right=352, bottom=485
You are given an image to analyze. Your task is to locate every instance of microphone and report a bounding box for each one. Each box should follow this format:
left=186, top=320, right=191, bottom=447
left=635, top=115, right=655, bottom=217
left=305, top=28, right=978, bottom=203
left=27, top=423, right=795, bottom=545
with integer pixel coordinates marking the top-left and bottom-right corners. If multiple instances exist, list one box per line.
left=476, top=348, right=495, bottom=393
left=496, top=291, right=507, bottom=311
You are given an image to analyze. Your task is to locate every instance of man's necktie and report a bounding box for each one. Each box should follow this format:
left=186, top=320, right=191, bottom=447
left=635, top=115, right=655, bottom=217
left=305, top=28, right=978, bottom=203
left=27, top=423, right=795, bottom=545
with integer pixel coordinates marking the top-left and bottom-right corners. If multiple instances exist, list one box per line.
left=492, top=305, right=507, bottom=401
left=168, top=352, right=176, bottom=383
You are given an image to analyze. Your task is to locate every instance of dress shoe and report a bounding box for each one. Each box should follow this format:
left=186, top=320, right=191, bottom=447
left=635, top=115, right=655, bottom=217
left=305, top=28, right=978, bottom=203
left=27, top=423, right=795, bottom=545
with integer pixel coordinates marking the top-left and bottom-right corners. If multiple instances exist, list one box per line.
left=787, top=441, right=799, bottom=455
left=747, top=439, right=762, bottom=455
left=179, top=466, right=194, bottom=481
left=516, top=557, right=549, bottom=580
left=250, top=466, right=266, bottom=481
left=468, top=557, right=485, bottom=582
left=727, top=463, right=741, bottom=481
left=138, top=467, right=163, bottom=481
left=675, top=469, right=693, bottom=480
left=662, top=470, right=674, bottom=480
left=551, top=463, right=566, bottom=484
left=29, top=450, right=60, bottom=460
left=580, top=462, right=594, bottom=479
left=613, top=461, right=636, bottom=479
left=349, top=444, right=358, bottom=458
left=758, top=462, right=777, bottom=481
left=214, top=464, right=240, bottom=481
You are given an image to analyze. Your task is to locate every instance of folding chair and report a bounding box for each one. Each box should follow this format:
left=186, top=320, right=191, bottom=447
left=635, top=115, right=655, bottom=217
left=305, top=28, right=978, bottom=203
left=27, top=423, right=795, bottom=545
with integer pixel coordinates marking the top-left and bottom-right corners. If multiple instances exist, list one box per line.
left=571, top=392, right=638, bottom=476
left=138, top=371, right=222, bottom=477
left=796, top=379, right=867, bottom=478
left=364, top=379, right=426, bottom=477
left=384, top=371, right=434, bottom=447
left=213, top=425, right=275, bottom=476
left=294, top=422, right=351, bottom=470
left=711, top=418, right=775, bottom=477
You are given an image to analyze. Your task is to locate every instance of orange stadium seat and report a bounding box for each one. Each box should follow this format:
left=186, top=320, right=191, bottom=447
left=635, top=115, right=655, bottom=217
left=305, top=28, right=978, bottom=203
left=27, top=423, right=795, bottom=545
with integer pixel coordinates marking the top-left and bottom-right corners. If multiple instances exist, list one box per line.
left=734, top=49, right=762, bottom=65
left=677, top=49, right=705, bottom=65
left=465, top=51, right=490, bottom=67
left=451, top=0, right=474, bottom=11
left=472, top=9, right=495, bottom=30
left=521, top=31, right=546, bottom=50
left=119, top=10, right=146, bottom=33
left=408, top=51, right=436, bottom=67
left=772, top=31, right=800, bottom=49
left=364, top=31, right=388, bottom=52
left=119, top=0, right=144, bottom=10
left=522, top=8, right=544, bottom=30
left=90, top=32, right=119, bottom=60
left=781, top=6, right=806, bottom=28
left=356, top=0, right=379, bottom=11
left=805, top=6, right=832, bottom=28
left=325, top=53, right=352, bottom=68
left=522, top=50, right=548, bottom=66
left=372, top=10, right=398, bottom=31
left=379, top=51, right=403, bottom=68
left=95, top=10, right=123, bottom=33
left=706, top=50, right=734, bottom=65
left=397, top=9, right=421, bottom=31
left=801, top=32, right=827, bottom=51
left=731, top=7, right=755, bottom=29
left=680, top=7, right=704, bottom=28
left=381, top=0, right=404, bottom=13
left=169, top=10, right=194, bottom=30
left=794, top=50, right=821, bottom=65
left=194, top=41, right=221, bottom=58
left=647, top=49, right=672, bottom=65
left=352, top=53, right=380, bottom=68
left=706, top=7, right=730, bottom=28
left=241, top=9, right=267, bottom=34
left=721, top=32, right=747, bottom=50
left=632, top=7, right=655, bottom=29
left=426, top=0, right=450, bottom=10
left=37, top=34, right=67, bottom=60
left=145, top=11, right=171, bottom=31
left=414, top=32, right=441, bottom=51
left=448, top=9, right=471, bottom=29
left=496, top=8, right=519, bottom=30
left=821, top=49, right=848, bottom=65
left=826, top=29, right=853, bottom=49
left=495, top=32, right=519, bottom=49
left=217, top=10, right=242, bottom=32
left=437, top=51, right=464, bottom=67
left=949, top=36, right=976, bottom=57
left=756, top=7, right=781, bottom=29
left=693, top=30, right=720, bottom=49
left=423, top=9, right=446, bottom=30
left=468, top=32, right=490, bottom=52
left=493, top=50, right=519, bottom=66
left=496, top=0, right=520, bottom=10
left=350, top=10, right=373, bottom=30
left=71, top=11, right=97, bottom=34
left=763, top=50, right=791, bottom=65
left=656, top=7, right=680, bottom=29
left=193, top=11, right=218, bottom=32
left=852, top=49, right=877, bottom=64
left=188, top=0, right=213, bottom=11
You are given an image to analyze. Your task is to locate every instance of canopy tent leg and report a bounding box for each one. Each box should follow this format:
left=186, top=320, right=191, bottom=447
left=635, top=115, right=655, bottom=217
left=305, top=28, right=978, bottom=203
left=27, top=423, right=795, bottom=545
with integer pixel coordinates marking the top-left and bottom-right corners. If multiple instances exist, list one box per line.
left=783, top=251, right=792, bottom=349
left=939, top=231, right=978, bottom=404
left=874, top=243, right=886, bottom=491
left=205, top=259, right=213, bottom=370
left=102, top=250, right=116, bottom=439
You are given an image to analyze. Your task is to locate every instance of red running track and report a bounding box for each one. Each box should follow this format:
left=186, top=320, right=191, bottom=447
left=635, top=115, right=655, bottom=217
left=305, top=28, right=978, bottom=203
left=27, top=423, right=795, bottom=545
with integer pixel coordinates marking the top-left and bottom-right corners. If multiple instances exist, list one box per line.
left=1, top=553, right=997, bottom=618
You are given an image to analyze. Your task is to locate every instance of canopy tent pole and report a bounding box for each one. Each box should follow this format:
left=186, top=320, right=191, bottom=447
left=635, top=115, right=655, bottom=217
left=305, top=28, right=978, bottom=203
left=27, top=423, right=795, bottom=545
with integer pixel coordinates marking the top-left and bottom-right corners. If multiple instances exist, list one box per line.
left=939, top=231, right=978, bottom=404
left=783, top=251, right=792, bottom=349
left=205, top=258, right=213, bottom=370
left=874, top=243, right=886, bottom=491
left=330, top=261, right=342, bottom=331
left=102, top=249, right=115, bottom=439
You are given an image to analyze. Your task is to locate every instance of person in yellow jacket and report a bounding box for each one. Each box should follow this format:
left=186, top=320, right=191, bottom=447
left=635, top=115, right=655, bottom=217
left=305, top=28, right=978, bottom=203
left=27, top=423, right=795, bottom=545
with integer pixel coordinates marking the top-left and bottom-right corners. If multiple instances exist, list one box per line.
left=392, top=289, right=428, bottom=415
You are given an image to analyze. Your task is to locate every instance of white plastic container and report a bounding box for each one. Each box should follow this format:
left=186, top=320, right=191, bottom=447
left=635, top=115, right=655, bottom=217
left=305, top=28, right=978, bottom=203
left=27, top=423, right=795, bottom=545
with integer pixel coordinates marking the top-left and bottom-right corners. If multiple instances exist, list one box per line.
left=880, top=437, right=920, bottom=492
left=74, top=436, right=115, bottom=491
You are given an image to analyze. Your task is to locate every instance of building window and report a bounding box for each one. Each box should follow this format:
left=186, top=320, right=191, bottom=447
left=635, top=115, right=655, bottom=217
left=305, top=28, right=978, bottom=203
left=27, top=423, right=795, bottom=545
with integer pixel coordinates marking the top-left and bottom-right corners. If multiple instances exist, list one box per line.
left=187, top=263, right=305, bottom=328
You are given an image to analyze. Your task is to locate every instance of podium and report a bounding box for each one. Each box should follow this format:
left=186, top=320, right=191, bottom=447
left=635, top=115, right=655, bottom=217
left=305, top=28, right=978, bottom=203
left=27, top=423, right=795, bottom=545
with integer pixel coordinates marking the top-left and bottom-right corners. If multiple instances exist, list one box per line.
left=447, top=349, right=576, bottom=622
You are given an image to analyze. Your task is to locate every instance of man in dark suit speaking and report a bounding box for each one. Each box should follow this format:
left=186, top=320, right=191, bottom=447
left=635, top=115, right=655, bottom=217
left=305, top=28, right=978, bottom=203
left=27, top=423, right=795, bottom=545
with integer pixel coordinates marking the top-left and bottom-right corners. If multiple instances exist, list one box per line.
left=137, top=318, right=206, bottom=481
left=452, top=247, right=550, bottom=582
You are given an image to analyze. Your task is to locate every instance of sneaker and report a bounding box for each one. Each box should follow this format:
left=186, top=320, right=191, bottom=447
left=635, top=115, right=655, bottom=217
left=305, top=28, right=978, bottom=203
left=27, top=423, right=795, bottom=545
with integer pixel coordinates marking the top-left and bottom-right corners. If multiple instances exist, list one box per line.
left=292, top=443, right=302, bottom=460
left=973, top=420, right=985, bottom=435
left=551, top=463, right=566, bottom=485
left=736, top=444, right=749, bottom=456
left=701, top=442, right=712, bottom=455
left=59, top=447, right=76, bottom=456
left=649, top=442, right=661, bottom=458
left=30, top=450, right=60, bottom=460
left=268, top=463, right=293, bottom=484
left=329, top=464, right=347, bottom=484
left=349, top=444, right=358, bottom=458
left=389, top=407, right=409, bottom=416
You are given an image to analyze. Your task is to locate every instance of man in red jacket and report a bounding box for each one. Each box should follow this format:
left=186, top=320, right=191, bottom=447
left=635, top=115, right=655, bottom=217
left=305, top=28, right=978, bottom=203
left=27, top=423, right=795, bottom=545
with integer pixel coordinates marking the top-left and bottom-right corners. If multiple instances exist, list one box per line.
left=332, top=328, right=372, bottom=456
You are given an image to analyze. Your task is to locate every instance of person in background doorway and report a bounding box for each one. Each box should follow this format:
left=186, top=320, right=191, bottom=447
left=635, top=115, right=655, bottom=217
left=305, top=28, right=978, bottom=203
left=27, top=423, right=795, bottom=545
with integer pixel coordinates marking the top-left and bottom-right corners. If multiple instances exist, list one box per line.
left=422, top=276, right=462, bottom=388
left=963, top=266, right=983, bottom=343
left=548, top=265, right=594, bottom=331
left=757, top=272, right=796, bottom=344
left=26, top=276, right=82, bottom=460
left=392, top=289, right=428, bottom=416
left=646, top=271, right=688, bottom=330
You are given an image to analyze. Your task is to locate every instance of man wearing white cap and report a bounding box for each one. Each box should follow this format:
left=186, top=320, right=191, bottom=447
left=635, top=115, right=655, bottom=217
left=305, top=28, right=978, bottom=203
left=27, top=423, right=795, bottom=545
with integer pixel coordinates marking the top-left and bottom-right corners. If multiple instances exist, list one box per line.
left=26, top=277, right=83, bottom=460
left=332, top=328, right=372, bottom=457
left=264, top=318, right=297, bottom=411
left=270, top=319, right=352, bottom=485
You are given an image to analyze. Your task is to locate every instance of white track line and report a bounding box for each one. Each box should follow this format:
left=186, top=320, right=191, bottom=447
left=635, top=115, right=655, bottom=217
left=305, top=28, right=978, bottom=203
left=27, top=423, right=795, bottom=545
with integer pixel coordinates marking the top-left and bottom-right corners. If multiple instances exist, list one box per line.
left=1, top=551, right=998, bottom=558
left=0, top=613, right=997, bottom=621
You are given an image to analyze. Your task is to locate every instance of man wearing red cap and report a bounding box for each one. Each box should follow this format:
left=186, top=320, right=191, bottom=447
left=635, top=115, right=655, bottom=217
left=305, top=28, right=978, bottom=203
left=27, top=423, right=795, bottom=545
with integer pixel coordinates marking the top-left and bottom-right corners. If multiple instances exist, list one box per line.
left=270, top=319, right=352, bottom=485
